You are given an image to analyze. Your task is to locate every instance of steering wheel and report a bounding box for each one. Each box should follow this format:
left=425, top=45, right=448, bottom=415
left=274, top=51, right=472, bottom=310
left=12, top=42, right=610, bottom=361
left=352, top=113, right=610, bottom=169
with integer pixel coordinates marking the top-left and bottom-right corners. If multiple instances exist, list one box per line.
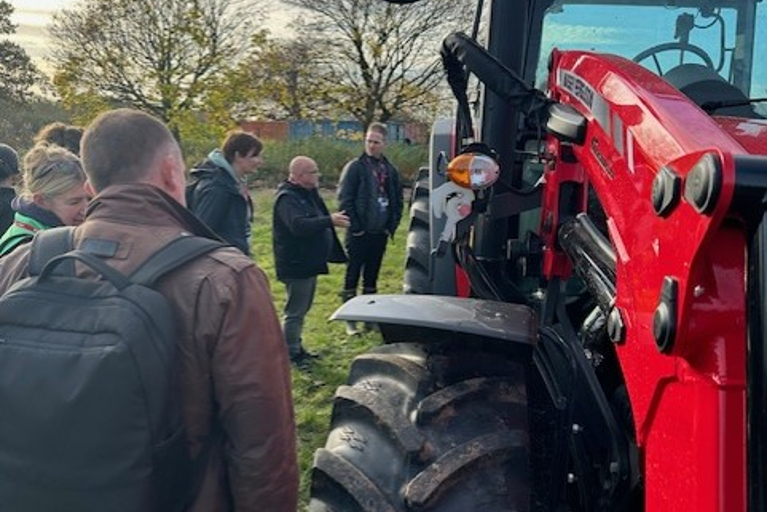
left=633, top=42, right=715, bottom=76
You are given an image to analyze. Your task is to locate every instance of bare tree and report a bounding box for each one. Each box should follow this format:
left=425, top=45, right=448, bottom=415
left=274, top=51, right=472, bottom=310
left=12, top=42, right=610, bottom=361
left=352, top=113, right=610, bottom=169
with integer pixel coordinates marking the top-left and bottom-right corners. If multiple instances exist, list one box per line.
left=48, top=0, right=265, bottom=132
left=282, top=0, right=469, bottom=126
left=227, top=30, right=339, bottom=120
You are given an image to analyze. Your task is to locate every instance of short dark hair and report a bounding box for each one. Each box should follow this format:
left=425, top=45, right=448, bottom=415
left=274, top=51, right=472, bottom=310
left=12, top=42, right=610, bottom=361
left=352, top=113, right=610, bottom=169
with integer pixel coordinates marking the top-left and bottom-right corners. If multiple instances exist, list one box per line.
left=62, top=126, right=84, bottom=155
left=34, top=122, right=67, bottom=145
left=0, top=143, right=19, bottom=180
left=222, top=132, right=262, bottom=164
left=34, top=122, right=84, bottom=155
left=81, top=109, right=176, bottom=192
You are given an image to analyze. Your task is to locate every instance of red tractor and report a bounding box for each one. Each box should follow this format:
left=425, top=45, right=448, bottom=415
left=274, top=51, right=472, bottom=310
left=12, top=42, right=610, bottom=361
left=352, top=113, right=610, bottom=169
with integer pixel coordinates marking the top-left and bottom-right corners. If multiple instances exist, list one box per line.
left=309, top=0, right=767, bottom=511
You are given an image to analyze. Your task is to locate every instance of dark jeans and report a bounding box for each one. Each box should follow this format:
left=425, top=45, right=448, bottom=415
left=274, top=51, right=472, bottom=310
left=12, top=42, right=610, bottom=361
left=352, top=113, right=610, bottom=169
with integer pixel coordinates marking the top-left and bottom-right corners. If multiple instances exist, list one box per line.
left=343, top=232, right=389, bottom=294
left=282, top=276, right=317, bottom=356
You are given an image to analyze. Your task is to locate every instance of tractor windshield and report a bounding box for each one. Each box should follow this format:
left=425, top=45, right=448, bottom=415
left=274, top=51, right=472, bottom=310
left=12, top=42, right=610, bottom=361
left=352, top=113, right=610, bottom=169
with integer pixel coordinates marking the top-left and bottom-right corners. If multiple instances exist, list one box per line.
left=536, top=0, right=767, bottom=116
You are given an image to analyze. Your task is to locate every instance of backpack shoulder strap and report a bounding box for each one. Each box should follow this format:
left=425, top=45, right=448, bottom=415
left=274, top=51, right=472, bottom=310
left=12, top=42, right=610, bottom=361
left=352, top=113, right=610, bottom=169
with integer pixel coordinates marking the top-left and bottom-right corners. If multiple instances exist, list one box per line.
left=28, top=227, right=76, bottom=276
left=130, top=235, right=226, bottom=286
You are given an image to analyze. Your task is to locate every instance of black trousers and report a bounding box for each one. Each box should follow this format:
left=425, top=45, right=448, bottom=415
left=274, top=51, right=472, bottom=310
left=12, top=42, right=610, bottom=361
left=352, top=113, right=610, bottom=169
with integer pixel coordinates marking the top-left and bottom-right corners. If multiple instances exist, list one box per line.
left=343, top=232, right=389, bottom=294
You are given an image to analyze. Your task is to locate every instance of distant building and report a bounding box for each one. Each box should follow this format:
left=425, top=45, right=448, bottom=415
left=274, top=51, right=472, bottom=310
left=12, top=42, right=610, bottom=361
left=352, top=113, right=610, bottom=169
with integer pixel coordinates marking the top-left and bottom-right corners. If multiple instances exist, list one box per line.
left=238, top=120, right=290, bottom=141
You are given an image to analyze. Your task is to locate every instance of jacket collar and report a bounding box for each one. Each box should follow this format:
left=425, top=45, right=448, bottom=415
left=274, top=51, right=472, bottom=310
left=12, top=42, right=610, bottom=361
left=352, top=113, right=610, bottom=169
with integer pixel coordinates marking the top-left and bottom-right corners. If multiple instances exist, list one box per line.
left=12, top=196, right=65, bottom=227
left=278, top=179, right=309, bottom=193
left=276, top=180, right=322, bottom=202
left=85, top=183, right=222, bottom=240
left=208, top=149, right=241, bottom=184
left=362, top=153, right=388, bottom=165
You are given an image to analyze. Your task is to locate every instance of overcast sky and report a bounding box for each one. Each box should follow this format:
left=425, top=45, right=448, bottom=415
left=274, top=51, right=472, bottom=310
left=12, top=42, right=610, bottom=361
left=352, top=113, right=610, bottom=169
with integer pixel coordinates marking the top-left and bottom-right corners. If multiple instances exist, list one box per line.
left=7, top=0, right=294, bottom=69
left=10, top=0, right=74, bottom=27
left=7, top=0, right=68, bottom=67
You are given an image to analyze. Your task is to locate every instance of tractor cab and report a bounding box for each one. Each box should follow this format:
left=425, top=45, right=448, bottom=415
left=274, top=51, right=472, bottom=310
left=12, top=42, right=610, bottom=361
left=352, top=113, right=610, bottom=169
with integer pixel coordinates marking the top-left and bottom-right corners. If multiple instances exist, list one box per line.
left=534, top=0, right=767, bottom=118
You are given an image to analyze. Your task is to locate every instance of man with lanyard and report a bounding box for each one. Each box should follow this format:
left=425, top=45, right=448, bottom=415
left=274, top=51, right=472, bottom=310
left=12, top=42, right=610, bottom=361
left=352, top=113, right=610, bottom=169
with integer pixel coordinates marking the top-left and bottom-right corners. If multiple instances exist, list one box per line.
left=337, top=122, right=403, bottom=335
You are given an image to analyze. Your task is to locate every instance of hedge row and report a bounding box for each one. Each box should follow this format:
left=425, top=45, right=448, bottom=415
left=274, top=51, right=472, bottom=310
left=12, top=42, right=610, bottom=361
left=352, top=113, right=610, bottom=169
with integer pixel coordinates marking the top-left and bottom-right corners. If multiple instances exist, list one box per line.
left=186, top=137, right=428, bottom=189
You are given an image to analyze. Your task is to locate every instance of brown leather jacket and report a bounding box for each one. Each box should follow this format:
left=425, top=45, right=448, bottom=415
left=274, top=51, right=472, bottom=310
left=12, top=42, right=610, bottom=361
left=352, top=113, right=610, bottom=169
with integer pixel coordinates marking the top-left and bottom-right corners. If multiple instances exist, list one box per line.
left=0, top=184, right=299, bottom=512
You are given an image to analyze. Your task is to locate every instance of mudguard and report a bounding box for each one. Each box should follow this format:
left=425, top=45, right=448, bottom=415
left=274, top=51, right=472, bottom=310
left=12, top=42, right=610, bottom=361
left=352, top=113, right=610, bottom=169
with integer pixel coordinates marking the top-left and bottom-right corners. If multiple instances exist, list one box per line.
left=331, top=294, right=537, bottom=347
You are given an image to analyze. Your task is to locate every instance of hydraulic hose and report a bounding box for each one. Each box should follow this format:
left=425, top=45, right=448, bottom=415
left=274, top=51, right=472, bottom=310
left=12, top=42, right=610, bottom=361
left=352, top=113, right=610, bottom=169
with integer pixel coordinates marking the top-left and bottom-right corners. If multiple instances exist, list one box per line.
left=558, top=213, right=617, bottom=314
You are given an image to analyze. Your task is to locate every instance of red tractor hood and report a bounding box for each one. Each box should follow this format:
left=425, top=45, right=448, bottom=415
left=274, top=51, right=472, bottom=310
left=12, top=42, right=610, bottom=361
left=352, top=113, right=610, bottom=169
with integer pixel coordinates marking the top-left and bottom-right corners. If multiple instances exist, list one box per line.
left=713, top=117, right=767, bottom=155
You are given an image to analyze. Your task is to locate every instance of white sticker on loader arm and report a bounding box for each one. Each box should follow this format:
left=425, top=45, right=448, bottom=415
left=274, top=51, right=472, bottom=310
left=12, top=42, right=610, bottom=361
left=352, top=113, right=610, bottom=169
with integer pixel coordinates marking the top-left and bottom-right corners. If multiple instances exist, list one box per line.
left=558, top=69, right=609, bottom=133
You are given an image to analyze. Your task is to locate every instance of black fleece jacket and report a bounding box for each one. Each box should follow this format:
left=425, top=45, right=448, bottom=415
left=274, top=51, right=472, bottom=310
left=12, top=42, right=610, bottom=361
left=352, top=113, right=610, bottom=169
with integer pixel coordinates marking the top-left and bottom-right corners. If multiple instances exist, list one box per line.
left=272, top=181, right=346, bottom=281
left=337, top=153, right=403, bottom=237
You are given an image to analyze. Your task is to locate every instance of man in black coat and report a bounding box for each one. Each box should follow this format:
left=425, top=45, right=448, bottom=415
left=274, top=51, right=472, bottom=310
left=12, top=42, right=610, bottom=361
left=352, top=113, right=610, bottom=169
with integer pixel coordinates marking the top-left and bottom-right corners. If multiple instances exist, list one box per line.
left=337, top=122, right=403, bottom=334
left=272, top=156, right=349, bottom=366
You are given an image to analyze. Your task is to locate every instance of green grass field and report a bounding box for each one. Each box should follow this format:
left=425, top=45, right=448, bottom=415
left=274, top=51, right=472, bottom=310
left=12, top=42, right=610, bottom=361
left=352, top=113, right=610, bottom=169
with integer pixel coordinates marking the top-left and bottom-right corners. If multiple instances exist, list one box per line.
left=250, top=188, right=409, bottom=507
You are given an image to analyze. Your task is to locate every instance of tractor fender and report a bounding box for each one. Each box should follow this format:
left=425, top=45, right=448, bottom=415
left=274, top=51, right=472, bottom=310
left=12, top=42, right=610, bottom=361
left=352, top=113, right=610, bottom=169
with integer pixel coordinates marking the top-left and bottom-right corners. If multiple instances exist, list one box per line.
left=332, top=294, right=538, bottom=349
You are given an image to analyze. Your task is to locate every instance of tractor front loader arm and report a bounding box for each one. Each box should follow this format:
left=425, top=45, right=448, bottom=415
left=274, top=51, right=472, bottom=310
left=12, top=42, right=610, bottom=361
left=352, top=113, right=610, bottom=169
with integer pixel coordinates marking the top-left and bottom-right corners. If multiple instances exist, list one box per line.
left=543, top=48, right=767, bottom=512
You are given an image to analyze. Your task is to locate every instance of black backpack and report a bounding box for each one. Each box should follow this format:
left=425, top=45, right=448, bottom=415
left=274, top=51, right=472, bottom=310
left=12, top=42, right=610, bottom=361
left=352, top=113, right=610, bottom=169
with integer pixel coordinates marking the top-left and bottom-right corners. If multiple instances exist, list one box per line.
left=0, top=227, right=224, bottom=512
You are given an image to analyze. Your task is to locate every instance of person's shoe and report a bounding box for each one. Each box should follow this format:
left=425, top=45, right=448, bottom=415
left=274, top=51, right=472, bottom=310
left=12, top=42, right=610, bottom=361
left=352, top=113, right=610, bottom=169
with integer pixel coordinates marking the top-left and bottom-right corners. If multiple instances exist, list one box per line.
left=345, top=321, right=360, bottom=336
left=290, top=349, right=319, bottom=369
left=300, top=349, right=320, bottom=359
left=290, top=354, right=310, bottom=369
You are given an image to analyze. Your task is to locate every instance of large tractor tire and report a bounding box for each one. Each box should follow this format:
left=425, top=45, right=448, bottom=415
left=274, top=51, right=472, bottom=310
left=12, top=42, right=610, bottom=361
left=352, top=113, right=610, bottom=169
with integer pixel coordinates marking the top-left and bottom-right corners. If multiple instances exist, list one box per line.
left=308, top=341, right=531, bottom=512
left=403, top=170, right=431, bottom=294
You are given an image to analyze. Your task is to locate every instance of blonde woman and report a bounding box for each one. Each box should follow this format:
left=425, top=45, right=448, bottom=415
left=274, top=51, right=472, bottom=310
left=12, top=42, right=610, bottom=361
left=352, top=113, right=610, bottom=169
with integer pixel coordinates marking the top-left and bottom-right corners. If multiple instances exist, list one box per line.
left=0, top=144, right=88, bottom=257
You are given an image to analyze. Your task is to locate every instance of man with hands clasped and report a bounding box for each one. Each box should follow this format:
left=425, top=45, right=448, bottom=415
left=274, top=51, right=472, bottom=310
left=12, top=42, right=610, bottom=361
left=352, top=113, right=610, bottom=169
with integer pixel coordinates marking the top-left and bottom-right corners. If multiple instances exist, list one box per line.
left=272, top=156, right=349, bottom=367
left=337, top=122, right=403, bottom=335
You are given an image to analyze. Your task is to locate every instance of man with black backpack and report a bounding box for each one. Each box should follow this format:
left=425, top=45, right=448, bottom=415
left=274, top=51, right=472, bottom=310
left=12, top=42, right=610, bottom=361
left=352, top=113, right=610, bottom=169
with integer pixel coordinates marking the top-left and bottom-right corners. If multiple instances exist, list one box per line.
left=0, top=109, right=298, bottom=512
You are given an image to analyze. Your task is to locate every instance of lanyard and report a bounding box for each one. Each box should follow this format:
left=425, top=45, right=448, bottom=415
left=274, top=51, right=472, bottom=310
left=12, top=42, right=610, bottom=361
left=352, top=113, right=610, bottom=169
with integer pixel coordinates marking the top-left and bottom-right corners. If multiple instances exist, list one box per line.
left=366, top=158, right=387, bottom=194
